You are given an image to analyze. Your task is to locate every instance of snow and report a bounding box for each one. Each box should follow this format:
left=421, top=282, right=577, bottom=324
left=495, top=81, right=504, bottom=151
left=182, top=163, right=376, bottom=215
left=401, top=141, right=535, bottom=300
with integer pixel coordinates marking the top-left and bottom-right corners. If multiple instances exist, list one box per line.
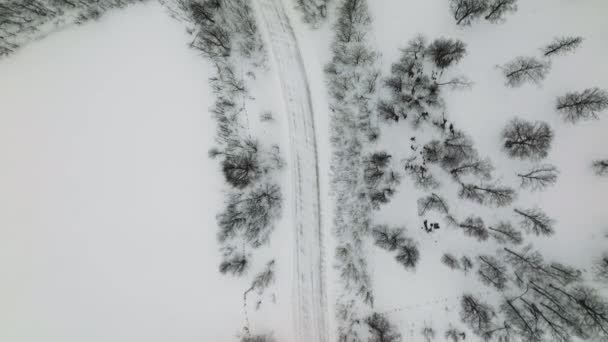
left=0, top=3, right=247, bottom=341
left=2, top=0, right=608, bottom=341
left=365, top=0, right=608, bottom=339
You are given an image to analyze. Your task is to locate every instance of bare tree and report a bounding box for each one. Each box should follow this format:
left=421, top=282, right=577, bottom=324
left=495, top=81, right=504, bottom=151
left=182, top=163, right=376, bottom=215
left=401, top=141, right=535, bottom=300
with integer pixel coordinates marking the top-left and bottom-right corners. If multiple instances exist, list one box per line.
left=477, top=255, right=508, bottom=290
left=449, top=157, right=493, bottom=181
left=372, top=225, right=406, bottom=251
left=241, top=334, right=276, bottom=342
left=517, top=164, right=559, bottom=191
left=593, top=252, right=608, bottom=282
left=485, top=0, right=518, bottom=23
left=417, top=193, right=450, bottom=216
left=395, top=238, right=420, bottom=270
left=592, top=160, right=608, bottom=176
left=405, top=158, right=440, bottom=190
left=500, top=56, right=551, bottom=87
left=556, top=87, right=608, bottom=123
left=444, top=326, right=467, bottom=342
left=458, top=182, right=516, bottom=207
left=513, top=207, right=554, bottom=236
left=461, top=255, right=474, bottom=273
left=426, top=38, right=467, bottom=69
left=217, top=182, right=282, bottom=248
left=443, top=253, right=461, bottom=270
left=460, top=294, right=496, bottom=336
left=365, top=312, right=402, bottom=342
left=502, top=118, right=553, bottom=160
left=421, top=325, right=436, bottom=342
left=220, top=253, right=249, bottom=276
left=459, top=216, right=489, bottom=241
left=213, top=139, right=262, bottom=189
left=450, top=0, right=488, bottom=26
left=488, top=221, right=523, bottom=245
left=294, top=0, right=329, bottom=26
left=440, top=130, right=478, bottom=170
left=542, top=36, right=584, bottom=57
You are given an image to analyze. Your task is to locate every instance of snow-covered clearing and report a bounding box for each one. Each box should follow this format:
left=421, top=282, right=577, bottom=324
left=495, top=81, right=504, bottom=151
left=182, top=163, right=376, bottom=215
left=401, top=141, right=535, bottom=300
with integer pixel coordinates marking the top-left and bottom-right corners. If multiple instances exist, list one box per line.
left=0, top=2, right=289, bottom=341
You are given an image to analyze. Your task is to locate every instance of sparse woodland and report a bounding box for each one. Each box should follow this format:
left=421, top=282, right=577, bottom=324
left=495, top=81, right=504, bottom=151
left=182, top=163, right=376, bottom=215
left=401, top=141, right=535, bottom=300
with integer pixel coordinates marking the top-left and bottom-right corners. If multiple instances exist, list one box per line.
left=160, top=0, right=283, bottom=339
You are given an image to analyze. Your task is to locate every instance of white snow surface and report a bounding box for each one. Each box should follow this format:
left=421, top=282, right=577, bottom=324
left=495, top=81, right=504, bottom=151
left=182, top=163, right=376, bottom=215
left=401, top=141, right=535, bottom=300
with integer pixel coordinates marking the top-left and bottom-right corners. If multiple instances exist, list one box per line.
left=0, top=2, right=291, bottom=341
left=1, top=0, right=608, bottom=341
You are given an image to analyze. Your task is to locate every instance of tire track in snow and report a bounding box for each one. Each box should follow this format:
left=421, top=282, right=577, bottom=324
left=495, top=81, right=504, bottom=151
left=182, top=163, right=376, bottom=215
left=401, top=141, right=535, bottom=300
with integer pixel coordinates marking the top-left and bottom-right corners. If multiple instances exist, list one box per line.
left=254, top=1, right=328, bottom=341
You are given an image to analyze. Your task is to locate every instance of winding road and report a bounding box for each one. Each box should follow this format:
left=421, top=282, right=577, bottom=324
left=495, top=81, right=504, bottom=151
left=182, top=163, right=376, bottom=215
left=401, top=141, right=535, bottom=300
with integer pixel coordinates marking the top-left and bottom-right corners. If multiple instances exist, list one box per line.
left=254, top=1, right=328, bottom=341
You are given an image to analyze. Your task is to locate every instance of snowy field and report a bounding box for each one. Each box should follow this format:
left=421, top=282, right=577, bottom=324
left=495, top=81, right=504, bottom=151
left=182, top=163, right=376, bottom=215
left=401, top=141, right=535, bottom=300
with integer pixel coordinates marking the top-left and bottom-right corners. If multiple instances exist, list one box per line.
left=1, top=0, right=607, bottom=341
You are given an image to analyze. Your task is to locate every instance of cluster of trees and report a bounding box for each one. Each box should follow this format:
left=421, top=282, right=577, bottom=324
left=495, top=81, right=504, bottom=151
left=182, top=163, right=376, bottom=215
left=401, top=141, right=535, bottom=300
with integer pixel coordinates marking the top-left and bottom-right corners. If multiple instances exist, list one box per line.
left=0, top=0, right=145, bottom=56
left=456, top=244, right=608, bottom=342
left=500, top=35, right=583, bottom=87
left=326, top=0, right=408, bottom=340
left=294, top=0, right=329, bottom=27
left=164, top=0, right=266, bottom=66
left=166, top=1, right=282, bottom=338
left=363, top=152, right=401, bottom=208
left=442, top=253, right=474, bottom=274
left=449, top=0, right=518, bottom=26
left=379, top=35, right=469, bottom=129
left=372, top=225, right=420, bottom=270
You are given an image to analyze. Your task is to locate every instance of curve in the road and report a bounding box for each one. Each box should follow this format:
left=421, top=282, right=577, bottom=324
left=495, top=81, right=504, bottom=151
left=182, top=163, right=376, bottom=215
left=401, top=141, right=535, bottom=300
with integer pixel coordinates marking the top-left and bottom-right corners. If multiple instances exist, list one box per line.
left=254, top=1, right=328, bottom=342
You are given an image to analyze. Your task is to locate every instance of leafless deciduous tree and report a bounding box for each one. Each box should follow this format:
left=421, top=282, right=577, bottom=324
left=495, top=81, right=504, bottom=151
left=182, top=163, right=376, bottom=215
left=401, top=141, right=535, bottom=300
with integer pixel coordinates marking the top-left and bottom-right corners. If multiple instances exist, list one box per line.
left=417, top=193, right=449, bottom=216
left=542, top=36, right=584, bottom=57
left=485, top=0, right=518, bottom=23
left=593, top=252, right=608, bottom=282
left=461, top=255, right=474, bottom=273
left=372, top=225, right=406, bottom=251
left=241, top=334, right=276, bottom=342
left=444, top=326, right=467, bottom=342
left=488, top=221, right=523, bottom=245
left=449, top=157, right=493, bottom=181
left=458, top=182, right=516, bottom=207
left=365, top=312, right=402, bottom=342
left=421, top=325, right=436, bottom=342
left=477, top=255, right=508, bottom=290
left=593, top=160, right=608, bottom=176
left=501, top=56, right=551, bottom=87
left=405, top=157, right=440, bottom=190
left=294, top=0, right=329, bottom=26
left=440, top=130, right=478, bottom=170
left=502, top=118, right=553, bottom=160
left=517, top=164, right=559, bottom=191
left=459, top=216, right=489, bottom=241
left=364, top=151, right=401, bottom=208
left=460, top=294, right=496, bottom=336
left=556, top=87, right=608, bottom=123
left=220, top=253, right=249, bottom=276
left=513, top=207, right=554, bottom=236
left=450, top=0, right=488, bottom=25
left=426, top=38, right=467, bottom=69
left=217, top=183, right=282, bottom=248
left=395, top=238, right=420, bottom=270
left=442, top=253, right=461, bottom=270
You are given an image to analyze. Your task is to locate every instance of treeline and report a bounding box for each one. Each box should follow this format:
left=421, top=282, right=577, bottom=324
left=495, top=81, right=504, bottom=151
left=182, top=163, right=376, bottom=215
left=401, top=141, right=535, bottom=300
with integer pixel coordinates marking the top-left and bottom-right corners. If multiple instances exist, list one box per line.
left=325, top=0, right=407, bottom=340
left=0, top=0, right=146, bottom=56
left=162, top=0, right=283, bottom=339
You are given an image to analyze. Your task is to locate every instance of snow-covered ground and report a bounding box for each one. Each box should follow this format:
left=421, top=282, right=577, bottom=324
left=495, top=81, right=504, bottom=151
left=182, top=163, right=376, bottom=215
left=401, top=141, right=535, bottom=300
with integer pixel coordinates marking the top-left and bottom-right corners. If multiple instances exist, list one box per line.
left=1, top=0, right=608, bottom=341
left=0, top=3, right=265, bottom=341
left=365, top=0, right=608, bottom=339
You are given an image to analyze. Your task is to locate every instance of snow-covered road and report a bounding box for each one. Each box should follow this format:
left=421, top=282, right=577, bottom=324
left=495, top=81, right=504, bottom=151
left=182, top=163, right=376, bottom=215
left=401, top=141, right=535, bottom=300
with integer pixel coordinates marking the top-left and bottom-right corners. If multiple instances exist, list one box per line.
left=254, top=1, right=328, bottom=341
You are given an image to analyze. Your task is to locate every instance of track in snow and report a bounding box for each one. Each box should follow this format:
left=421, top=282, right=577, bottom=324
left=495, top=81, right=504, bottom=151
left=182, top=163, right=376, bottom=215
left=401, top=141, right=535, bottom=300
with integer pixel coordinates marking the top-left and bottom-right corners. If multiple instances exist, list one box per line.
left=255, top=1, right=328, bottom=342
